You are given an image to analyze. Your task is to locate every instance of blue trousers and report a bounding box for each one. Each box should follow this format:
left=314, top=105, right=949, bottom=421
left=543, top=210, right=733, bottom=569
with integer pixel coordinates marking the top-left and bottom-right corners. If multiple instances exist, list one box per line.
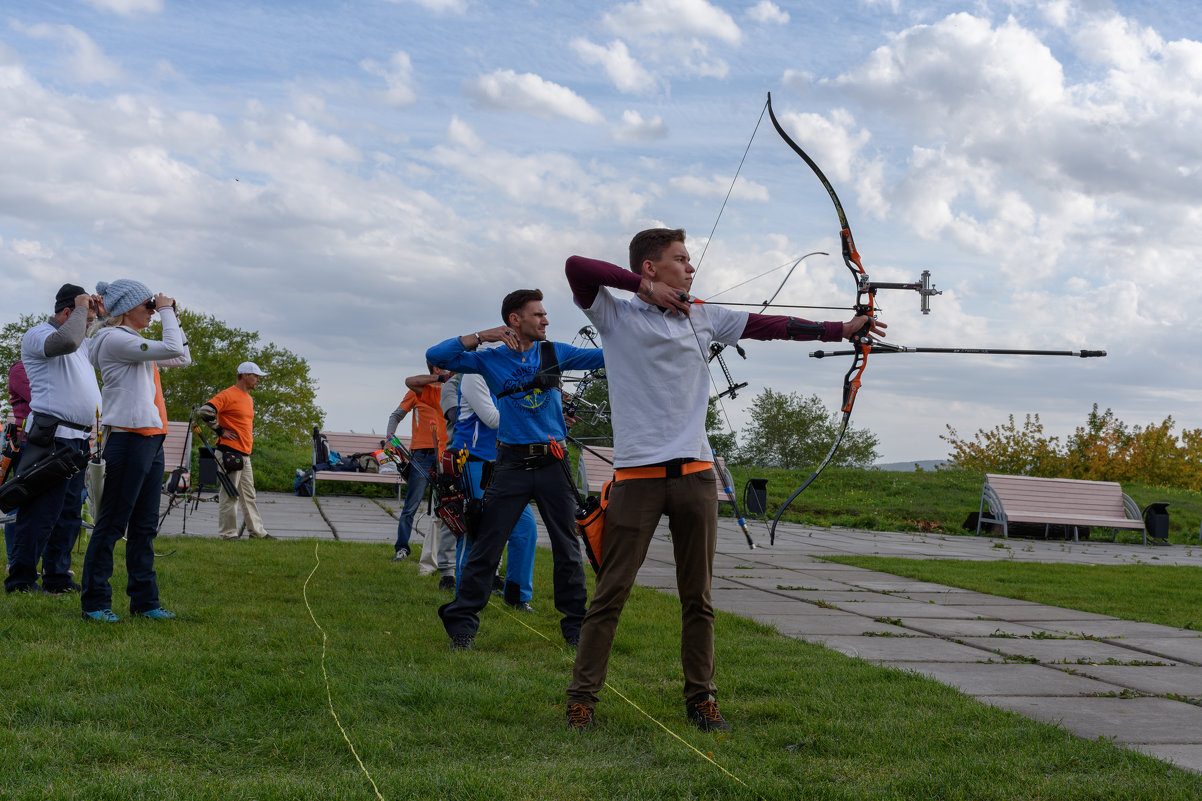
left=395, top=448, right=436, bottom=551
left=4, top=438, right=87, bottom=593
left=455, top=459, right=537, bottom=603
left=81, top=432, right=165, bottom=614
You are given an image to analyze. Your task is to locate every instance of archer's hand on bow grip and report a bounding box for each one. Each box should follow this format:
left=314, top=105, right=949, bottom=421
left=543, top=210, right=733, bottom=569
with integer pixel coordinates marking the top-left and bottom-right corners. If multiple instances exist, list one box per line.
left=841, top=314, right=886, bottom=341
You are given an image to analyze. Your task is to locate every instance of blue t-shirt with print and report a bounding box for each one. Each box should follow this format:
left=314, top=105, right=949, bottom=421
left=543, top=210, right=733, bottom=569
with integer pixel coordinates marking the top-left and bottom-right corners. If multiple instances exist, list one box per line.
left=427, top=338, right=604, bottom=446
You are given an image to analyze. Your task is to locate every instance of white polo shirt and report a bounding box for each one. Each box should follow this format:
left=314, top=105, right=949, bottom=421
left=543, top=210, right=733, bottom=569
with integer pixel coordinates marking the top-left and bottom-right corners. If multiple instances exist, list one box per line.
left=21, top=321, right=102, bottom=440
left=581, top=287, right=747, bottom=468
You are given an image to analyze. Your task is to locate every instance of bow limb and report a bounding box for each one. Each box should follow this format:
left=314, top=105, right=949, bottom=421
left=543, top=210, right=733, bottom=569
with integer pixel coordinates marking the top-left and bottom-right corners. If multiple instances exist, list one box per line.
left=764, top=92, right=876, bottom=544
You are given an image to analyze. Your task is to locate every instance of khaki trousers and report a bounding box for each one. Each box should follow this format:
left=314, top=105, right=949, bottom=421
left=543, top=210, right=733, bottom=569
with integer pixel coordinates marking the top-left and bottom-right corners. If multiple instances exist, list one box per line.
left=567, top=468, right=718, bottom=707
left=218, top=455, right=268, bottom=538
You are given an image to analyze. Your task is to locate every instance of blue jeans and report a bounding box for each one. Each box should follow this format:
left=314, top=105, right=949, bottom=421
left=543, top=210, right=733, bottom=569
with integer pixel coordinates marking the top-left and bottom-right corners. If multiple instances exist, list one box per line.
left=4, top=438, right=87, bottom=592
left=395, top=448, right=436, bottom=551
left=81, top=433, right=165, bottom=614
left=454, top=459, right=537, bottom=603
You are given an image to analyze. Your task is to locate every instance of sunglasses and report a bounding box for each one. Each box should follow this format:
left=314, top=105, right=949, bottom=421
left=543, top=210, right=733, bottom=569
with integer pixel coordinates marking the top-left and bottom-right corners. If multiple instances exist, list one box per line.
left=143, top=300, right=157, bottom=313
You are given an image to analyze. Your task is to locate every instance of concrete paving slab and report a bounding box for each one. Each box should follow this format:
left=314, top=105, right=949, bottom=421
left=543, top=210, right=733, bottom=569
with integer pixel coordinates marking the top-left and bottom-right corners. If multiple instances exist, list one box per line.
left=711, top=599, right=847, bottom=616
left=958, top=604, right=1119, bottom=622
left=956, top=636, right=1168, bottom=666
left=1068, top=665, right=1202, bottom=697
left=879, top=662, right=1118, bottom=696
left=1130, top=745, right=1202, bottom=773
left=901, top=619, right=1076, bottom=639
left=1117, top=638, right=1202, bottom=665
left=980, top=696, right=1202, bottom=745
left=751, top=613, right=899, bottom=637
left=830, top=601, right=980, bottom=620
left=1036, top=621, right=1202, bottom=639
left=806, top=635, right=985, bottom=662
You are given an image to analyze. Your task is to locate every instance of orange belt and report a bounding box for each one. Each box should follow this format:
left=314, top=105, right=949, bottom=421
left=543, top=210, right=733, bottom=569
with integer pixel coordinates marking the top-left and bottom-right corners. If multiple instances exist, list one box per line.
left=613, top=460, right=713, bottom=483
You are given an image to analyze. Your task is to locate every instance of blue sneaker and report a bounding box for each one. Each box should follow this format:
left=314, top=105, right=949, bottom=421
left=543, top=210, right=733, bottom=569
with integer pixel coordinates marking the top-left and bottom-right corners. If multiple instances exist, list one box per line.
left=82, top=609, right=121, bottom=623
left=137, top=607, right=176, bottom=620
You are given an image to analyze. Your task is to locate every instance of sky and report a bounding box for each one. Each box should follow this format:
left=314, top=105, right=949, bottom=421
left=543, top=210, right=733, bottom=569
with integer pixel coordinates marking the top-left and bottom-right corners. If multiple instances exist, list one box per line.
left=1, top=0, right=1199, bottom=464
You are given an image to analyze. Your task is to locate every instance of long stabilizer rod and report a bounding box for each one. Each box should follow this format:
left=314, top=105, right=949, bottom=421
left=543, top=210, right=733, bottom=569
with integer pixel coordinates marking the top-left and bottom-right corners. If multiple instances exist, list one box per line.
left=811, top=345, right=1107, bottom=359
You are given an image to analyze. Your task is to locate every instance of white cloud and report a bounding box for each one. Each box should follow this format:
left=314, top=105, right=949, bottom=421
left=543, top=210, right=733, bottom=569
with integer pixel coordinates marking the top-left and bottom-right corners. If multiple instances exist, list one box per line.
left=603, top=0, right=742, bottom=45
left=571, top=38, right=655, bottom=94
left=770, top=107, right=870, bottom=184
left=463, top=69, right=603, bottom=124
left=385, top=0, right=467, bottom=13
left=360, top=51, right=418, bottom=106
left=429, top=117, right=654, bottom=226
left=81, top=0, right=163, bottom=15
left=12, top=22, right=122, bottom=85
left=612, top=109, right=668, bottom=141
left=668, top=174, right=768, bottom=202
left=745, top=1, right=788, bottom=26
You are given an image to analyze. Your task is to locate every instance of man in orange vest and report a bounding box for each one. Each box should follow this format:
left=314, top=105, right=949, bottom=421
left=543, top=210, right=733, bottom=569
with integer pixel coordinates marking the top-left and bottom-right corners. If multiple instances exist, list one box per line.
left=198, top=362, right=271, bottom=540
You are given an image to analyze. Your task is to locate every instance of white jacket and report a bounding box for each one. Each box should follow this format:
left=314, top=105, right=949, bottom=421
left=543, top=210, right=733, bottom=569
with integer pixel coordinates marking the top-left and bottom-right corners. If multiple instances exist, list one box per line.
left=90, top=308, right=191, bottom=430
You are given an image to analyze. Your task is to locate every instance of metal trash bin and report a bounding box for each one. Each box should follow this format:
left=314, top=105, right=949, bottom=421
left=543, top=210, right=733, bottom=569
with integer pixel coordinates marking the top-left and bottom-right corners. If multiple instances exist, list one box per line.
left=1142, top=502, right=1170, bottom=544
left=743, top=478, right=769, bottom=516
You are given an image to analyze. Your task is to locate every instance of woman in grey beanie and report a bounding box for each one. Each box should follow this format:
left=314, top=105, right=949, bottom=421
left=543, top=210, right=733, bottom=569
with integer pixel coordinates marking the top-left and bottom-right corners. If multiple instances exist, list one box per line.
left=80, top=281, right=190, bottom=623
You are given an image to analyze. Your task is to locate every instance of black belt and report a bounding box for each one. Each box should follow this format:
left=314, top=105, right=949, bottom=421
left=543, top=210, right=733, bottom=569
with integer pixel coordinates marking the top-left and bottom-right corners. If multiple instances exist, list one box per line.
left=31, top=412, right=91, bottom=434
left=498, top=441, right=562, bottom=457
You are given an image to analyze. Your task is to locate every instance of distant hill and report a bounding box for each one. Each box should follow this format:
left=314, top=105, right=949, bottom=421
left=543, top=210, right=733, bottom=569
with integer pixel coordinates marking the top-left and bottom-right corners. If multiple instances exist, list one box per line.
left=875, top=459, right=948, bottom=472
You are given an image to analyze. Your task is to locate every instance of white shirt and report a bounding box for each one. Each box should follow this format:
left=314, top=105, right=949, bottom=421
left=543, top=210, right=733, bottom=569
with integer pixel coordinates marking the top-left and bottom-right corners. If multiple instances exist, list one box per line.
left=581, top=287, right=746, bottom=468
left=90, top=309, right=191, bottom=430
left=21, top=321, right=102, bottom=440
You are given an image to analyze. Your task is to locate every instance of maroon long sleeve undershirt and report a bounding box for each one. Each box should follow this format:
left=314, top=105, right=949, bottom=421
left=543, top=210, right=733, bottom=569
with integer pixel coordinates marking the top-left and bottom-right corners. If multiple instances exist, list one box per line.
left=564, top=255, right=843, bottom=343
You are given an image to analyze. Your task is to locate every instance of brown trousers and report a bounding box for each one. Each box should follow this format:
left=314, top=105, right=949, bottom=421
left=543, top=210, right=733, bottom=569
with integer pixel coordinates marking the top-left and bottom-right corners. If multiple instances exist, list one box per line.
left=567, top=468, right=718, bottom=707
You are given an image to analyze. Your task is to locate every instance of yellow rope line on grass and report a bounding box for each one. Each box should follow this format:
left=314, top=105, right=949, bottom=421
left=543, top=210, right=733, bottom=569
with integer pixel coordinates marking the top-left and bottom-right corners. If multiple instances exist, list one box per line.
left=488, top=599, right=756, bottom=794
left=304, top=540, right=386, bottom=801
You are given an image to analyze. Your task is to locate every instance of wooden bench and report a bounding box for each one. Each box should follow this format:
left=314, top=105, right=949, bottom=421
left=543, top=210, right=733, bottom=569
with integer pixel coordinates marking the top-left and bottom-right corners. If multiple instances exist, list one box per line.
left=161, top=421, right=193, bottom=475
left=977, top=473, right=1146, bottom=544
left=308, top=430, right=409, bottom=497
left=573, top=443, right=738, bottom=504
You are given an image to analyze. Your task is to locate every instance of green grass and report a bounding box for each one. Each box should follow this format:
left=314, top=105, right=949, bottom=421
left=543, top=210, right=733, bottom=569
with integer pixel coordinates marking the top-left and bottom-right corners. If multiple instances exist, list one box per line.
left=822, top=557, right=1202, bottom=631
left=3, top=538, right=1202, bottom=799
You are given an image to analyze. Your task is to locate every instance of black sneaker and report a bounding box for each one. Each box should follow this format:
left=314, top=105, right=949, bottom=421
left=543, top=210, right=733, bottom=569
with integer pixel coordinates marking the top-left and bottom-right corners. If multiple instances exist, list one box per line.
left=450, top=632, right=474, bottom=651
left=8, top=583, right=50, bottom=595
left=564, top=633, right=580, bottom=649
left=507, top=601, right=535, bottom=613
left=686, top=694, right=730, bottom=732
left=392, top=547, right=410, bottom=562
left=438, top=575, right=456, bottom=592
left=491, top=573, right=504, bottom=596
left=566, top=702, right=594, bottom=732
left=47, top=581, right=83, bottom=595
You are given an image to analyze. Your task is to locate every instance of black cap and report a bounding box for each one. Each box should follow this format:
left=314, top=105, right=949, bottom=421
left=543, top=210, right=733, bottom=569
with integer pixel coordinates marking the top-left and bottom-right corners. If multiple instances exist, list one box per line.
left=54, top=283, right=87, bottom=314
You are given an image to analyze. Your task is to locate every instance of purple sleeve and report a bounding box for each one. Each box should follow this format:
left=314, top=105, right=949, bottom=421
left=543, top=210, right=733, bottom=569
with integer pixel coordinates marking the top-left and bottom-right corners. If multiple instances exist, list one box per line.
left=8, top=360, right=31, bottom=424
left=741, top=313, right=843, bottom=342
left=565, top=255, right=641, bottom=309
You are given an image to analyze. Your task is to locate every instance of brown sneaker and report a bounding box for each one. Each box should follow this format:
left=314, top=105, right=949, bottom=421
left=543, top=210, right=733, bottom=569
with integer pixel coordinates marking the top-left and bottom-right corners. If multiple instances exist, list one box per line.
left=566, top=702, right=594, bottom=732
left=686, top=694, right=729, bottom=732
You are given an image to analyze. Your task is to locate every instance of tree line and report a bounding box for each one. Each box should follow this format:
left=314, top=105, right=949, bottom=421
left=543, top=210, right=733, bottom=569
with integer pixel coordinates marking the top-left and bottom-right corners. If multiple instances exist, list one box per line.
left=943, top=405, right=1201, bottom=491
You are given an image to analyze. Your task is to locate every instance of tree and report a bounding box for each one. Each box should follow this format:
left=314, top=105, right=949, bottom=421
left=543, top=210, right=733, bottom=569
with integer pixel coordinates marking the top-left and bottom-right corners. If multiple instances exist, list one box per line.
left=148, top=308, right=323, bottom=447
left=735, top=388, right=878, bottom=468
left=942, top=404, right=1202, bottom=490
left=706, top=396, right=737, bottom=457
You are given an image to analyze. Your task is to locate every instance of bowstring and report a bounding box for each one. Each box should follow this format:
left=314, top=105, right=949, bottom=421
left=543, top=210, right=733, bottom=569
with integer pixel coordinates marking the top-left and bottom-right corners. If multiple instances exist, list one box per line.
left=690, top=97, right=770, bottom=439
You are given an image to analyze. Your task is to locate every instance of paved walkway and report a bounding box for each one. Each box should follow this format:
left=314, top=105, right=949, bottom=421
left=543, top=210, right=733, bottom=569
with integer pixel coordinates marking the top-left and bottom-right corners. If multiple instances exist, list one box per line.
left=159, top=491, right=1202, bottom=773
